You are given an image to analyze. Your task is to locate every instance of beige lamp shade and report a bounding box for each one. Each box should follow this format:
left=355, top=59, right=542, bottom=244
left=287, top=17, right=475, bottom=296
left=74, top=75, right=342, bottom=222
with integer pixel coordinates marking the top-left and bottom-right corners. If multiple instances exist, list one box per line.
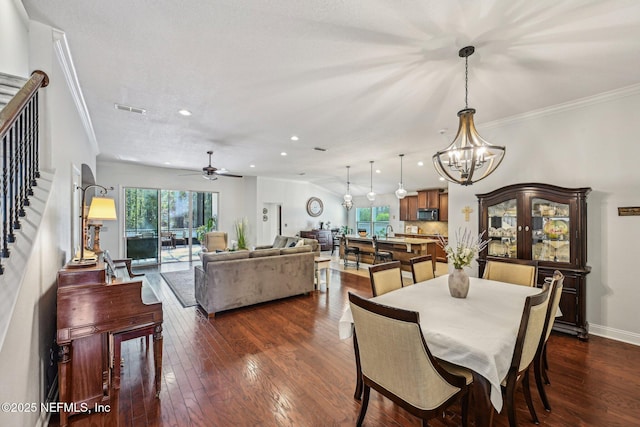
left=87, top=197, right=117, bottom=221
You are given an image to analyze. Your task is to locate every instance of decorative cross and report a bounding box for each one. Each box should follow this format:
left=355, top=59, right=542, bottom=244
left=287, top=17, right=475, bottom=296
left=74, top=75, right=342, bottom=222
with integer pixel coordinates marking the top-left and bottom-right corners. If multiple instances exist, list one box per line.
left=462, top=206, right=473, bottom=222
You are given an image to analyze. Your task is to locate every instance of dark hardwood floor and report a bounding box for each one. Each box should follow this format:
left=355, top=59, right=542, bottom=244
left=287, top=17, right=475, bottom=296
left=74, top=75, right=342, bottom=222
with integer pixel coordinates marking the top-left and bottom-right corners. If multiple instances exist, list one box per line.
left=53, top=264, right=640, bottom=426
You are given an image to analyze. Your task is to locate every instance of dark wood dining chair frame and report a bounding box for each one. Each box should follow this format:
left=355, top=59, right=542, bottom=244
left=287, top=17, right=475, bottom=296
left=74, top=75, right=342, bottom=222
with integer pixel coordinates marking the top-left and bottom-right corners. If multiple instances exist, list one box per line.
left=533, top=271, right=564, bottom=412
left=409, top=254, right=435, bottom=283
left=368, top=261, right=403, bottom=297
left=501, top=285, right=550, bottom=427
left=483, top=256, right=539, bottom=287
left=348, top=292, right=470, bottom=427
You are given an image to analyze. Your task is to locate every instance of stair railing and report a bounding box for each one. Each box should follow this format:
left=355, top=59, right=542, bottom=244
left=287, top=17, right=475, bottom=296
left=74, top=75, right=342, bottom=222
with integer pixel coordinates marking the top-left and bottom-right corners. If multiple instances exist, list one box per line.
left=0, top=70, right=49, bottom=274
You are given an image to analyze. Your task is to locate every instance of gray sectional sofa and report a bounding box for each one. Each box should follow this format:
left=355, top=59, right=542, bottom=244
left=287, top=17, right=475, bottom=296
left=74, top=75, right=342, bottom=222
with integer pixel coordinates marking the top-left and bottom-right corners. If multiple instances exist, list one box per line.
left=194, top=245, right=316, bottom=317
left=254, top=235, right=321, bottom=255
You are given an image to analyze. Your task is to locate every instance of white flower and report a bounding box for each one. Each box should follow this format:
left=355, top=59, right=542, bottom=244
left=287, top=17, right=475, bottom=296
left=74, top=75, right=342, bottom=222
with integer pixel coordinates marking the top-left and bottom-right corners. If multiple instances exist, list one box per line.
left=437, top=227, right=488, bottom=269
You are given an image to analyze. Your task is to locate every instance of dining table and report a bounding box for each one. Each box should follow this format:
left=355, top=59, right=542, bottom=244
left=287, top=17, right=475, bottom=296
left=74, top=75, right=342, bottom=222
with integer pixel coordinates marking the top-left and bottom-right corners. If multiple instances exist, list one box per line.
left=338, top=274, right=543, bottom=427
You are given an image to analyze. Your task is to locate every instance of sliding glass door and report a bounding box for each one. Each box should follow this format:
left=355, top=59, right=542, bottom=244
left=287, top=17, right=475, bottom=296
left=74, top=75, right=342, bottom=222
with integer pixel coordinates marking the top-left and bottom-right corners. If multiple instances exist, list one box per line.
left=124, top=187, right=218, bottom=265
left=125, top=188, right=160, bottom=265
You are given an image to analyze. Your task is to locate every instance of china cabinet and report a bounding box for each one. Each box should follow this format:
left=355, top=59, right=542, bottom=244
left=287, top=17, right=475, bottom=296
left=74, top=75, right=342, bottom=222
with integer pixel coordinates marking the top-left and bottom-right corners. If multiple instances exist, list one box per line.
left=476, top=183, right=591, bottom=340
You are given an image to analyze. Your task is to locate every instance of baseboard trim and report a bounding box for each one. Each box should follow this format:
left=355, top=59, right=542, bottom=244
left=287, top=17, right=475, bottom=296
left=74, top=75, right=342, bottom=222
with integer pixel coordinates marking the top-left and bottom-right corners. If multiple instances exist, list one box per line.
left=589, top=324, right=640, bottom=346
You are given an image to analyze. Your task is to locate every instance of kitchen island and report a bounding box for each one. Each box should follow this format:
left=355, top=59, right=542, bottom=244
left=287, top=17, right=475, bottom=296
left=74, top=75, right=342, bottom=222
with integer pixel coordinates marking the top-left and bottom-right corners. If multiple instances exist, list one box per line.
left=339, top=235, right=439, bottom=271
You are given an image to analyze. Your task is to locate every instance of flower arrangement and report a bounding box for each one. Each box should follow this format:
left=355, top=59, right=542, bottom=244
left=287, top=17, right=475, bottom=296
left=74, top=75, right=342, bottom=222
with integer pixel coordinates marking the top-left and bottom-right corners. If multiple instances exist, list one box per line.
left=437, top=228, right=489, bottom=270
left=234, top=217, right=248, bottom=250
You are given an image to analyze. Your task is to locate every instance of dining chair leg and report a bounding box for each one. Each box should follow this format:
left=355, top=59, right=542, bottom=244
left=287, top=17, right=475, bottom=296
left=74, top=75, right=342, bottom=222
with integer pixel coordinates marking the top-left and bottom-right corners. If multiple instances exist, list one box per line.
left=504, top=381, right=518, bottom=427
left=356, top=385, right=370, bottom=427
left=542, top=345, right=550, bottom=384
left=353, top=333, right=363, bottom=400
left=460, top=392, right=469, bottom=427
left=522, top=370, right=540, bottom=424
left=534, top=351, right=552, bottom=411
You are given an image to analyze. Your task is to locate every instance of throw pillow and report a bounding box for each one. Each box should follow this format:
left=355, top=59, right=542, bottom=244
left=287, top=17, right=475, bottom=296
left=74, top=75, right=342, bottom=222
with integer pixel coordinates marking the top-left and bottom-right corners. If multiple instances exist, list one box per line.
left=294, top=239, right=305, bottom=247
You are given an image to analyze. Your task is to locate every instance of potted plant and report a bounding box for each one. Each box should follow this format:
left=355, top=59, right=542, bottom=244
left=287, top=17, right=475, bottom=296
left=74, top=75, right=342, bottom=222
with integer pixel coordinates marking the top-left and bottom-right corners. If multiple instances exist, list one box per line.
left=196, top=217, right=217, bottom=244
left=234, top=217, right=248, bottom=250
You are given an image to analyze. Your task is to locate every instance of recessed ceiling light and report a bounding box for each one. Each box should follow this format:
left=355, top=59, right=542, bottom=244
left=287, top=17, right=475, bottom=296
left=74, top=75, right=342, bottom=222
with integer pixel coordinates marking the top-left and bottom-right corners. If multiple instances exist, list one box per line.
left=375, top=169, right=381, bottom=174
left=249, top=164, right=255, bottom=168
left=417, top=161, right=424, bottom=166
left=439, top=177, right=446, bottom=181
left=291, top=135, right=299, bottom=141
left=178, top=109, right=192, bottom=116
left=281, top=152, right=287, bottom=156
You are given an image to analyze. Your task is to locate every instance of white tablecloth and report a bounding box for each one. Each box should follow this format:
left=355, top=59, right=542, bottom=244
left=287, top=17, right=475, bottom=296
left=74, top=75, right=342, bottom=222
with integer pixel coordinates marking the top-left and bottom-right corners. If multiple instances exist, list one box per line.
left=339, top=275, right=541, bottom=412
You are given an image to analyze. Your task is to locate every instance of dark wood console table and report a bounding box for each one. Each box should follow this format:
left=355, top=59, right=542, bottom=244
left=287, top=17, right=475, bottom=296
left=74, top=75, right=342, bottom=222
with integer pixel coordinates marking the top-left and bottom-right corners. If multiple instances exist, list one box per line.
left=56, top=259, right=163, bottom=426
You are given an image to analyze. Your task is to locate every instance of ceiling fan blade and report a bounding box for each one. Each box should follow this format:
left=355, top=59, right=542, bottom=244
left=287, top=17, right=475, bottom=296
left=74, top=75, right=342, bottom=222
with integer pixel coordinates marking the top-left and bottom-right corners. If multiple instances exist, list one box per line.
left=216, top=172, right=243, bottom=178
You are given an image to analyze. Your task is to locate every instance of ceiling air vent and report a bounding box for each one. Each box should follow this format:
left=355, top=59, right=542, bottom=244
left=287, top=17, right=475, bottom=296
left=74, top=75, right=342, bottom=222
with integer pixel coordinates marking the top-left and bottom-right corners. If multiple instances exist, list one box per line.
left=114, top=103, right=146, bottom=114
left=313, top=147, right=327, bottom=152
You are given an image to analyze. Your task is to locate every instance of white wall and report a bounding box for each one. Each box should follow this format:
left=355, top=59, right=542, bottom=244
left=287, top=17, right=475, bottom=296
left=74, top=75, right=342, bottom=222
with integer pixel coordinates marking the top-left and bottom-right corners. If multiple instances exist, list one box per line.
left=447, top=86, right=640, bottom=344
left=256, top=177, right=346, bottom=245
left=96, top=160, right=250, bottom=255
left=0, top=0, right=29, bottom=76
left=0, top=9, right=99, bottom=426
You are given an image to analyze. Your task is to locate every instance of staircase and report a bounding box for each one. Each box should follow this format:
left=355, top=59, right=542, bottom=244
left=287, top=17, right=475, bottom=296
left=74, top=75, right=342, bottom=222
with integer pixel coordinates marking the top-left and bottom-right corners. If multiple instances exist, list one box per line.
left=0, top=73, right=27, bottom=111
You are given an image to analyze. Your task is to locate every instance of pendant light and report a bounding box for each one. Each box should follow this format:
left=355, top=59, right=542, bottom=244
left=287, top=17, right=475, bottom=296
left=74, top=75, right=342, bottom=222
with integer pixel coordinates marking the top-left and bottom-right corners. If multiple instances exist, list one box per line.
left=395, top=154, right=407, bottom=199
left=432, top=46, right=505, bottom=186
left=342, top=166, right=353, bottom=211
left=366, top=161, right=376, bottom=202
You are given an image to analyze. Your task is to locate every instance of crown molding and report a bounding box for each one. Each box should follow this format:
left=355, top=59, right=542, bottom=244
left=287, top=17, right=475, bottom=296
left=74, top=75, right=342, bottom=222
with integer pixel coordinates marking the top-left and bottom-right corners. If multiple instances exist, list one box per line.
left=480, top=83, right=640, bottom=130
left=52, top=28, right=99, bottom=153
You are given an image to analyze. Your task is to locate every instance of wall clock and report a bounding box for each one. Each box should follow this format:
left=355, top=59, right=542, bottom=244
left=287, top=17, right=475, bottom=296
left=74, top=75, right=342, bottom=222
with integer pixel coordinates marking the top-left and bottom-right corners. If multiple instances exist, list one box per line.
left=306, top=197, right=323, bottom=217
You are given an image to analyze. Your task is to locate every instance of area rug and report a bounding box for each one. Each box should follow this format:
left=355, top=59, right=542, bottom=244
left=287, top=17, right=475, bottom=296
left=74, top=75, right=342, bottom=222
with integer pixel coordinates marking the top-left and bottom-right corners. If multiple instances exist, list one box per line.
left=160, top=269, right=197, bottom=308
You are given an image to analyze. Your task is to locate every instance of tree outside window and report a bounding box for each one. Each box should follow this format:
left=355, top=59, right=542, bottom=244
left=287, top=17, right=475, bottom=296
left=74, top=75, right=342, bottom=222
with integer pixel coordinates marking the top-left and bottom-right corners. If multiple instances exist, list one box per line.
left=356, top=205, right=390, bottom=237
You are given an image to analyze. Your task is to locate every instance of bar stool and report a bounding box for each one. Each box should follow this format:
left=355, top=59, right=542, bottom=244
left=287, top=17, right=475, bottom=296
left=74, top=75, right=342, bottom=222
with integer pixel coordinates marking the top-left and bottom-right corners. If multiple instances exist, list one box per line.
left=372, top=235, right=393, bottom=264
left=343, top=236, right=360, bottom=269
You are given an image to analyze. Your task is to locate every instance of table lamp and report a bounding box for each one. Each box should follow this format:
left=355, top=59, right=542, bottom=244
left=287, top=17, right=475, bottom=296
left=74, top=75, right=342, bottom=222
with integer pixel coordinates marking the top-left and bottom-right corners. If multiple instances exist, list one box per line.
left=87, top=196, right=117, bottom=254
left=69, top=184, right=115, bottom=267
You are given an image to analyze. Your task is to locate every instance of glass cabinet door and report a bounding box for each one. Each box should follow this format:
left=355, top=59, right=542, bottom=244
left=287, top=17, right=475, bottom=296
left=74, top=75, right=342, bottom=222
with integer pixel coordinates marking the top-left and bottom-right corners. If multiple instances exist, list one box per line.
left=487, top=198, right=518, bottom=258
left=531, top=198, right=571, bottom=263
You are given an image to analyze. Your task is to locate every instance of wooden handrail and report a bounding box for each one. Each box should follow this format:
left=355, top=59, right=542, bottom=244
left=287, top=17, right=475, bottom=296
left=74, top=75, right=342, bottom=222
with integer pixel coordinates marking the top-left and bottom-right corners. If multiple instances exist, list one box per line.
left=0, top=70, right=49, bottom=140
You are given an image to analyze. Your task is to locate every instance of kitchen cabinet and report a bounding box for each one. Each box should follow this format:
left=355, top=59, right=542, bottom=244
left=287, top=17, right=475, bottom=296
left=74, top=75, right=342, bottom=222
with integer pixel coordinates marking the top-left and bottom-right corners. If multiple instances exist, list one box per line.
left=439, top=193, right=449, bottom=222
left=476, top=183, right=591, bottom=340
left=399, top=195, right=418, bottom=221
left=417, top=189, right=441, bottom=209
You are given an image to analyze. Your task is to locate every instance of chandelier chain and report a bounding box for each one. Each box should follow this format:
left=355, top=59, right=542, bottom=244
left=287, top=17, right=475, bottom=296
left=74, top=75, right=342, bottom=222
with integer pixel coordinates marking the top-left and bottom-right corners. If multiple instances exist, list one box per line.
left=465, top=55, right=469, bottom=109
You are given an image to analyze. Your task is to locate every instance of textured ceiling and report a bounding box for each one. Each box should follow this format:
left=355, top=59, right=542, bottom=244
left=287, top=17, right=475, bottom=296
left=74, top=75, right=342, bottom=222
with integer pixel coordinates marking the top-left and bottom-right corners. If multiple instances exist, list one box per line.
left=21, top=0, right=640, bottom=196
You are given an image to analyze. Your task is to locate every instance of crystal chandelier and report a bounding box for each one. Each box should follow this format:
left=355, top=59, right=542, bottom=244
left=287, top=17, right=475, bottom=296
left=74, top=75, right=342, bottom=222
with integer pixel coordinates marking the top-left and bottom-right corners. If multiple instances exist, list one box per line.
left=395, top=154, right=407, bottom=199
left=342, top=166, right=353, bottom=210
left=366, top=161, right=376, bottom=202
left=433, top=46, right=506, bottom=186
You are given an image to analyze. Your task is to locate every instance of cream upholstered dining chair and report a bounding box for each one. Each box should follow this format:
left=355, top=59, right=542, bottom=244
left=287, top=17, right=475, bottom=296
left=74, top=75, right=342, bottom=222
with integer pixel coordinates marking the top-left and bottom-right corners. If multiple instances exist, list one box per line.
left=501, top=285, right=551, bottom=427
left=368, top=261, right=403, bottom=297
left=533, top=270, right=564, bottom=412
left=410, top=254, right=435, bottom=283
left=483, top=257, right=538, bottom=287
left=202, top=231, right=228, bottom=252
left=348, top=292, right=472, bottom=427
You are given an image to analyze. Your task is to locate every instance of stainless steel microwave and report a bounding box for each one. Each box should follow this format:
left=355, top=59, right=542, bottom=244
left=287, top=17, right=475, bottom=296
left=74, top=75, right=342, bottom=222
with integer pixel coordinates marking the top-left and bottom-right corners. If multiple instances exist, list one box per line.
left=417, top=208, right=439, bottom=221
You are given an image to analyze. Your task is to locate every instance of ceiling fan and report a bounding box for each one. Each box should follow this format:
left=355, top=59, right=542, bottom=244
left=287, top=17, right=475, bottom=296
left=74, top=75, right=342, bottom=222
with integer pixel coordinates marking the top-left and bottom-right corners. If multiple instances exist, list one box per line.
left=192, top=151, right=243, bottom=180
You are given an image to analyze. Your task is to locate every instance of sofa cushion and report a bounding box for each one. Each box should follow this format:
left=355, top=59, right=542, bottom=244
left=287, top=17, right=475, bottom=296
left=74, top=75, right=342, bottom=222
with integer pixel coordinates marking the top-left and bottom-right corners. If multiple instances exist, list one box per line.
left=281, top=245, right=312, bottom=255
left=202, top=250, right=250, bottom=269
left=249, top=248, right=281, bottom=258
left=285, top=237, right=299, bottom=247
left=273, top=235, right=289, bottom=248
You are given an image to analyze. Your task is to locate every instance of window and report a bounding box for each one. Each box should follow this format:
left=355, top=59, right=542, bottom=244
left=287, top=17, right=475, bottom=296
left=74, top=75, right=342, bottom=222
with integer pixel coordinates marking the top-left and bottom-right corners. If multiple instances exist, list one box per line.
left=124, top=187, right=218, bottom=264
left=356, top=205, right=390, bottom=237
